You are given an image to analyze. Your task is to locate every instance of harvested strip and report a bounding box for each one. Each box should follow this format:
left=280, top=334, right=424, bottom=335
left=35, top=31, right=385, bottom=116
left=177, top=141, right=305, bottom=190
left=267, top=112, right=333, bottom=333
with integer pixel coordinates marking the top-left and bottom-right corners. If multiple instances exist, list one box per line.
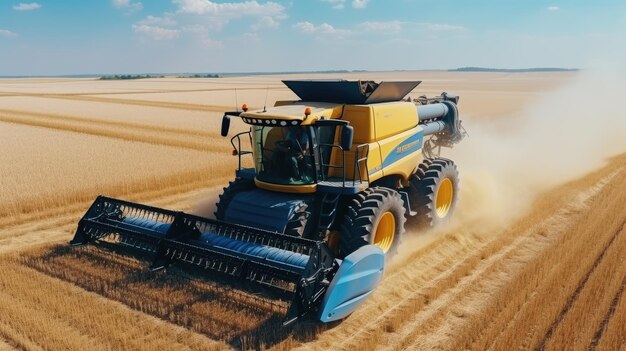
left=0, top=262, right=227, bottom=351
left=539, top=218, right=626, bottom=350
left=0, top=95, right=219, bottom=130
left=478, top=171, right=626, bottom=350
left=589, top=276, right=626, bottom=350
left=14, top=93, right=236, bottom=112
left=0, top=109, right=231, bottom=152
left=596, top=275, right=626, bottom=351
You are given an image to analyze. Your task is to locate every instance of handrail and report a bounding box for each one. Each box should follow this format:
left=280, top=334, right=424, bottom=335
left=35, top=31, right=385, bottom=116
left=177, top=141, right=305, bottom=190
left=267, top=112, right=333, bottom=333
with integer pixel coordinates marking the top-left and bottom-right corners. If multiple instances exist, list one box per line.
left=319, top=143, right=346, bottom=188
left=352, top=144, right=370, bottom=186
left=319, top=143, right=370, bottom=189
left=230, top=131, right=253, bottom=171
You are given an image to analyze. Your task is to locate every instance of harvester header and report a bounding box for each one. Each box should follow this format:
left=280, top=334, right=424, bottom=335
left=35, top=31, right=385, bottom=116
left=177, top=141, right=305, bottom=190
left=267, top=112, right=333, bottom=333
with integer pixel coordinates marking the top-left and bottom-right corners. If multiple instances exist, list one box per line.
left=71, top=79, right=465, bottom=326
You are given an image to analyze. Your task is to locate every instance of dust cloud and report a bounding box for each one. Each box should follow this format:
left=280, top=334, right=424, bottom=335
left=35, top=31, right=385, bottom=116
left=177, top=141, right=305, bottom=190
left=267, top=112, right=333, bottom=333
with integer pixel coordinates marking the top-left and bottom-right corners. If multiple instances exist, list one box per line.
left=449, top=67, right=626, bottom=230
left=395, top=67, right=626, bottom=260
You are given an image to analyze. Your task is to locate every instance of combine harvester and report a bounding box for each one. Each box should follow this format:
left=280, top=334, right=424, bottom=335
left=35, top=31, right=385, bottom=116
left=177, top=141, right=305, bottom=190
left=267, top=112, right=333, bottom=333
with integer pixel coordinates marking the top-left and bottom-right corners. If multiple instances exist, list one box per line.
left=71, top=80, right=465, bottom=325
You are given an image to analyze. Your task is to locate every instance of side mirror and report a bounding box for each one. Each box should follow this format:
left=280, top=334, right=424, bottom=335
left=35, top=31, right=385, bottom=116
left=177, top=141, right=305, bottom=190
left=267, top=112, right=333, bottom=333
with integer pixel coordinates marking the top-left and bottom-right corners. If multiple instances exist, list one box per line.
left=221, top=115, right=231, bottom=137
left=340, top=125, right=354, bottom=151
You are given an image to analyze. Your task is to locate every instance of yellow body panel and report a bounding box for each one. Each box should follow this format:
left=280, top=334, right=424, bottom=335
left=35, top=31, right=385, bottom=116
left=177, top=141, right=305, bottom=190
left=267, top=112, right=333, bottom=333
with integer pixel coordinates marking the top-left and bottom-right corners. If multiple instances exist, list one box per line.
left=372, top=102, right=419, bottom=139
left=254, top=179, right=317, bottom=194
left=339, top=105, right=376, bottom=143
left=377, top=126, right=423, bottom=183
left=240, top=99, right=424, bottom=190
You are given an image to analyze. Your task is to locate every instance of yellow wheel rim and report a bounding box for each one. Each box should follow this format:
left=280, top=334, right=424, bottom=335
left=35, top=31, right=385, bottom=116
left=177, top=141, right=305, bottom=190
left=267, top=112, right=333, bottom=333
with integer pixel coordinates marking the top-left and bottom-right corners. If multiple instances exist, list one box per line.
left=435, top=178, right=454, bottom=218
left=373, top=212, right=395, bottom=253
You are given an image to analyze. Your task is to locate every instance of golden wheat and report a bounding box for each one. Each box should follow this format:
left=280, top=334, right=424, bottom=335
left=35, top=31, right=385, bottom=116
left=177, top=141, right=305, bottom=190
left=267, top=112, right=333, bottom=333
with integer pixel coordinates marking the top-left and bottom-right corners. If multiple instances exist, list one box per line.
left=0, top=257, right=227, bottom=351
left=0, top=109, right=232, bottom=152
left=596, top=278, right=626, bottom=351
left=0, top=73, right=623, bottom=351
left=19, top=245, right=299, bottom=350
left=0, top=121, right=236, bottom=219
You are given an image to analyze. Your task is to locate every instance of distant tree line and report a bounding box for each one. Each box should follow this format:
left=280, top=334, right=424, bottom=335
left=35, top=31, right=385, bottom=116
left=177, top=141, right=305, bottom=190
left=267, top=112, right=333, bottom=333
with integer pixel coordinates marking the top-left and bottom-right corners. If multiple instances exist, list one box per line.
left=99, top=74, right=165, bottom=80
left=449, top=67, right=579, bottom=73
left=176, top=74, right=221, bottom=78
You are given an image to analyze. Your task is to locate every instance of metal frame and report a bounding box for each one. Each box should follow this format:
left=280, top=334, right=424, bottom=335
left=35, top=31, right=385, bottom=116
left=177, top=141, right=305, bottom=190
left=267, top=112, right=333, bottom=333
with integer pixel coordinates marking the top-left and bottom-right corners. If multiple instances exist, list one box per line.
left=318, top=143, right=370, bottom=188
left=230, top=130, right=253, bottom=171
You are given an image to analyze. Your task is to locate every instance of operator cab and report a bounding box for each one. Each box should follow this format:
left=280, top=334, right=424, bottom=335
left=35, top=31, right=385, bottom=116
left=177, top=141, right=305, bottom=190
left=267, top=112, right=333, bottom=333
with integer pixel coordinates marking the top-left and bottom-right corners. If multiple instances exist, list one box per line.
left=251, top=121, right=358, bottom=188
left=253, top=125, right=317, bottom=185
left=221, top=103, right=366, bottom=194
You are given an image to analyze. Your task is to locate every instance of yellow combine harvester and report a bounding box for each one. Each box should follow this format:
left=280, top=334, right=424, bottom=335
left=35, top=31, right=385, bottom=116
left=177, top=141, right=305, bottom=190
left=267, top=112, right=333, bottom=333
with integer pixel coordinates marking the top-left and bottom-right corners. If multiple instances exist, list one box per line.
left=71, top=79, right=465, bottom=325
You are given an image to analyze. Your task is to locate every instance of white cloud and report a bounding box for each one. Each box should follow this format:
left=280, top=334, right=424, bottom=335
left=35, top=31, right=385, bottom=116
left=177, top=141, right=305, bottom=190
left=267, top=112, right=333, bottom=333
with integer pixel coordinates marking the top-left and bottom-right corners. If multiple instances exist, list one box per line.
left=0, top=29, right=18, bottom=37
left=321, top=0, right=345, bottom=10
left=294, top=22, right=315, bottom=33
left=171, top=0, right=286, bottom=34
left=293, top=22, right=352, bottom=38
left=420, top=22, right=466, bottom=33
left=252, top=16, right=280, bottom=30
left=547, top=6, right=560, bottom=11
left=352, top=0, right=368, bottom=9
left=174, top=0, right=285, bottom=18
left=180, top=25, right=222, bottom=47
left=112, top=0, right=143, bottom=12
left=359, top=21, right=402, bottom=33
left=130, top=1, right=286, bottom=45
left=294, top=20, right=465, bottom=40
left=137, top=15, right=177, bottom=26
left=12, top=2, right=41, bottom=11
left=181, top=24, right=206, bottom=33
left=132, top=24, right=179, bottom=40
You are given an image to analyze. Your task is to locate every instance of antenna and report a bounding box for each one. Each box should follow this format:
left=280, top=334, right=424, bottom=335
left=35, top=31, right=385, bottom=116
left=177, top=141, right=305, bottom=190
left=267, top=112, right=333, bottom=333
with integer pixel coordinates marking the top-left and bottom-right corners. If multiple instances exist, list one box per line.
left=234, top=88, right=239, bottom=112
left=263, top=86, right=269, bottom=112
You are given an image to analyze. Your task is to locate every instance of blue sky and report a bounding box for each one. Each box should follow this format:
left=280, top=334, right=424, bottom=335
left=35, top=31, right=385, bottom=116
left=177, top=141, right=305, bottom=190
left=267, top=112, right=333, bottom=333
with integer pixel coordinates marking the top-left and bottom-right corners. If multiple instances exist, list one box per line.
left=1, top=0, right=625, bottom=75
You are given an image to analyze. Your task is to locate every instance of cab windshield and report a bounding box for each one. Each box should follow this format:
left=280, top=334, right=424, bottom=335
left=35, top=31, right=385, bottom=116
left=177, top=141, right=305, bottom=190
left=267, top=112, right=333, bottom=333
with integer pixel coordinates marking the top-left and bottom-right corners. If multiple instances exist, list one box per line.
left=252, top=125, right=316, bottom=185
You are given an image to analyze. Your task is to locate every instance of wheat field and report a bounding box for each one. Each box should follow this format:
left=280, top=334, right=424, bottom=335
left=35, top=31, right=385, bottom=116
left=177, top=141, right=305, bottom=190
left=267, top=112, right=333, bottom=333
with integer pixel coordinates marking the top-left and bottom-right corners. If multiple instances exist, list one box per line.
left=0, top=72, right=624, bottom=350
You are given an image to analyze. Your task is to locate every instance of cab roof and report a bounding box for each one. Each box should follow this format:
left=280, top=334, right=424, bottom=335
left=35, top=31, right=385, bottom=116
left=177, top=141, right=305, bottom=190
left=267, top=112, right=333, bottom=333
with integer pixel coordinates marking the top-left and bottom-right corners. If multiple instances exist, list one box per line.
left=240, top=102, right=339, bottom=125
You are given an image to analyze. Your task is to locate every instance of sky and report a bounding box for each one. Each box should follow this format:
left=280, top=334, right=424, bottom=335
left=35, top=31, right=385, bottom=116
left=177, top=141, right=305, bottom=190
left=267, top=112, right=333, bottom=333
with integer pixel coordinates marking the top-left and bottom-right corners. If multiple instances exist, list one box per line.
left=1, top=0, right=626, bottom=75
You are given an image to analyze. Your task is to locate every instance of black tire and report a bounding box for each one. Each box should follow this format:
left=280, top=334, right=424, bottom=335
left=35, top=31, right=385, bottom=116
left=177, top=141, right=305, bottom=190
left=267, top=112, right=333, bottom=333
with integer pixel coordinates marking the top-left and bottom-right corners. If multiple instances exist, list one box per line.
left=410, top=158, right=459, bottom=227
left=340, top=187, right=407, bottom=257
left=214, top=178, right=255, bottom=220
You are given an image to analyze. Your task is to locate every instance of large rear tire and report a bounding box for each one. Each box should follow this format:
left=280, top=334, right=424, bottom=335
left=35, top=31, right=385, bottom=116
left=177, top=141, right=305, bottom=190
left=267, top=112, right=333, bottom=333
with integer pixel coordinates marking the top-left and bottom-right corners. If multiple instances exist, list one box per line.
left=410, top=158, right=459, bottom=227
left=340, top=187, right=406, bottom=257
